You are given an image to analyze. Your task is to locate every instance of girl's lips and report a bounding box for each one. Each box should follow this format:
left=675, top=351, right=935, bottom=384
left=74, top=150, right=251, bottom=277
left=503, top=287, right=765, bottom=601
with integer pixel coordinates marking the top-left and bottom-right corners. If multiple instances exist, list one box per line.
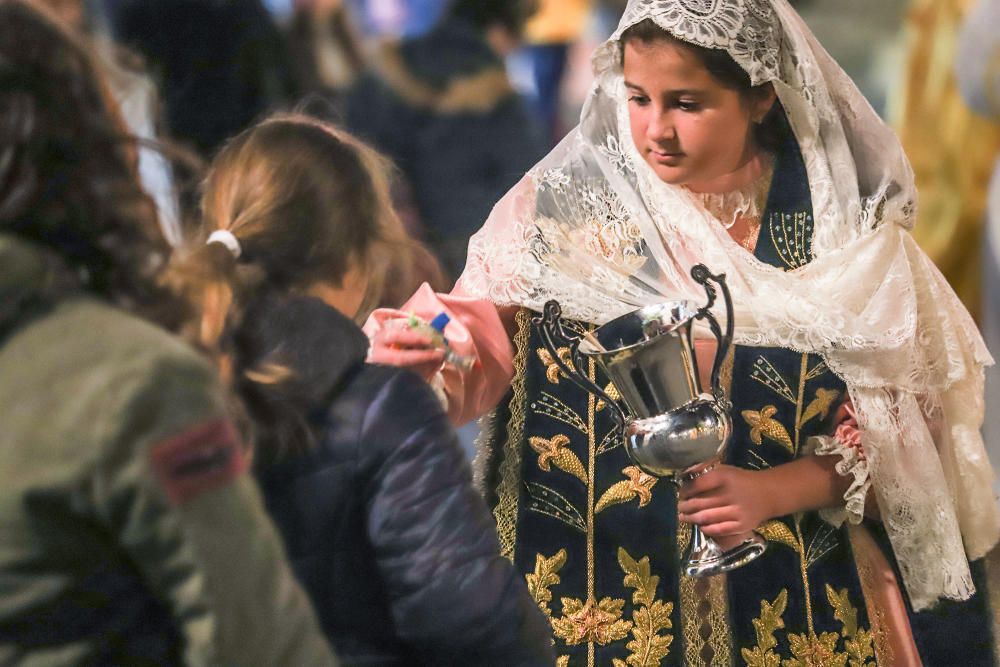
left=650, top=149, right=685, bottom=164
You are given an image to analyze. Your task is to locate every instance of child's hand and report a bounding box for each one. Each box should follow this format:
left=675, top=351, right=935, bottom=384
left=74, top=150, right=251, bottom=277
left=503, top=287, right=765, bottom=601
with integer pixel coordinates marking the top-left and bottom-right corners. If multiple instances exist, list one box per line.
left=368, top=326, right=446, bottom=381
left=677, top=465, right=776, bottom=538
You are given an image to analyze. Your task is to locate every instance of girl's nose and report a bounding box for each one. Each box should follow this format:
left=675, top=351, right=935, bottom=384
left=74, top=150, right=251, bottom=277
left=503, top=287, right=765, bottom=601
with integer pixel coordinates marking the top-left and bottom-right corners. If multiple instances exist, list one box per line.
left=646, top=111, right=675, bottom=142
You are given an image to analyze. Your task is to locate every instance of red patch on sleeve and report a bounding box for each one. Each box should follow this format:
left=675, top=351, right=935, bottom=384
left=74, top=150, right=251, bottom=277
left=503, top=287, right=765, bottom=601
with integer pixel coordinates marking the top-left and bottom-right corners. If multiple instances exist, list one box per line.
left=149, top=419, right=248, bottom=505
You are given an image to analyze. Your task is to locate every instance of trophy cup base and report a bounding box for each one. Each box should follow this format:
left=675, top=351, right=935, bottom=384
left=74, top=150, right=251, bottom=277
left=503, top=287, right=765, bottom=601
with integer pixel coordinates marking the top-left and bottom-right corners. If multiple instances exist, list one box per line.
left=683, top=531, right=767, bottom=578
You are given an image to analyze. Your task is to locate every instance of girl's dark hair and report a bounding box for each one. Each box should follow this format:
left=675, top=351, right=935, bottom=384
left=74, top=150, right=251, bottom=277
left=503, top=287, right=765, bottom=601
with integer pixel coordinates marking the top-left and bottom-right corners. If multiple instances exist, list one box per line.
left=620, top=19, right=789, bottom=153
left=0, top=0, right=190, bottom=330
left=170, top=114, right=421, bottom=460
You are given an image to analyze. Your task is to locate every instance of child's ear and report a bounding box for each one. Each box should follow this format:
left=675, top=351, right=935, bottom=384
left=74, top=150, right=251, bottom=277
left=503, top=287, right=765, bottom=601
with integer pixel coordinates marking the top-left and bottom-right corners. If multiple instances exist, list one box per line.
left=751, top=83, right=778, bottom=123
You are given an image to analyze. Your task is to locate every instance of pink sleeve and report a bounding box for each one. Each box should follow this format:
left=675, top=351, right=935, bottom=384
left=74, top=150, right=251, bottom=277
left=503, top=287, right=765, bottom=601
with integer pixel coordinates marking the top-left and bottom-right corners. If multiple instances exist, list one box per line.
left=363, top=283, right=515, bottom=425
left=832, top=399, right=865, bottom=460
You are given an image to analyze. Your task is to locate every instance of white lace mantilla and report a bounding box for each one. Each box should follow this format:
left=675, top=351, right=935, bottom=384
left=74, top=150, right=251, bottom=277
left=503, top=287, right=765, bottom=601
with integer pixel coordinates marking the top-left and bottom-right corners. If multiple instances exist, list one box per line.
left=458, top=0, right=999, bottom=610
left=612, top=0, right=782, bottom=85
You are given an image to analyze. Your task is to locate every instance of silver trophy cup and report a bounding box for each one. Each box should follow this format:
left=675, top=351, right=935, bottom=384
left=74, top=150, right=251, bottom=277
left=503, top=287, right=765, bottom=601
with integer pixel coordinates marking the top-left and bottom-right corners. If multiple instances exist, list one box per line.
left=535, top=264, right=766, bottom=577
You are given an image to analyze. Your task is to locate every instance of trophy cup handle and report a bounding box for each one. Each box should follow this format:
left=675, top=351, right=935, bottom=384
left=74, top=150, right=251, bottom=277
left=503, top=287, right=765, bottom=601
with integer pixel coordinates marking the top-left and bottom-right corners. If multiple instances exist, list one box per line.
left=533, top=301, right=629, bottom=430
left=691, top=265, right=734, bottom=407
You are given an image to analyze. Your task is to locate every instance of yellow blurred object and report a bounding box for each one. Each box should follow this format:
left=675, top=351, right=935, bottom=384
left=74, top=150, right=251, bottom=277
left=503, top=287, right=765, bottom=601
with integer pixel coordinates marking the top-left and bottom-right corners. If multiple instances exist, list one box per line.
left=524, top=0, right=592, bottom=45
left=891, top=0, right=1000, bottom=321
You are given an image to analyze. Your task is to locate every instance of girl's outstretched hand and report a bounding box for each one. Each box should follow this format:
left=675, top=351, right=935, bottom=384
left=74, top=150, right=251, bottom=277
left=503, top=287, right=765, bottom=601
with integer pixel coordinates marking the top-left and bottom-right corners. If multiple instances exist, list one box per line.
left=677, top=464, right=776, bottom=538
left=367, top=326, right=445, bottom=381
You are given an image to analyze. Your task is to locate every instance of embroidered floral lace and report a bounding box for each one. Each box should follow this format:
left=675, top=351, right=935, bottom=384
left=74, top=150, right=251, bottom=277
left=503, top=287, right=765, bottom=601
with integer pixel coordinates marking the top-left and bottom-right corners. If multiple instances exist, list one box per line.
left=457, top=0, right=997, bottom=610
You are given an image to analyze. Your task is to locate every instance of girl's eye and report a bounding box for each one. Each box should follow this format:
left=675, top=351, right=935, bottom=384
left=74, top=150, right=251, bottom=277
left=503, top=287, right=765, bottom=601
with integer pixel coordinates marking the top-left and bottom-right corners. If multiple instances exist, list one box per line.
left=628, top=95, right=650, bottom=106
left=677, top=100, right=701, bottom=112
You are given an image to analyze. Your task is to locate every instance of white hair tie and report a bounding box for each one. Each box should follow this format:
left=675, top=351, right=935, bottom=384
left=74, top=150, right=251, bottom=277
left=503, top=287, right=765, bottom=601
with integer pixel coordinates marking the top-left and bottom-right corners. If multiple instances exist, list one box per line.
left=206, top=229, right=242, bottom=259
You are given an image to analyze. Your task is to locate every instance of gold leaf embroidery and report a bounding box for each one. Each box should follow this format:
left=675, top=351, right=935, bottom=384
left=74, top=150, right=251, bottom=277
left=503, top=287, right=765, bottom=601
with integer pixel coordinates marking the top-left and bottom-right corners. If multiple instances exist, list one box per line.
left=526, top=549, right=567, bottom=617
left=785, top=631, right=847, bottom=667
left=537, top=347, right=575, bottom=384
left=596, top=381, right=621, bottom=412
left=529, top=434, right=588, bottom=485
left=618, top=548, right=659, bottom=607
left=844, top=629, right=876, bottom=667
left=741, top=589, right=787, bottom=667
left=826, top=585, right=857, bottom=637
left=742, top=406, right=794, bottom=452
left=556, top=657, right=570, bottom=667
left=595, top=467, right=658, bottom=513
left=626, top=603, right=674, bottom=667
left=799, top=388, right=841, bottom=428
left=826, top=584, right=875, bottom=666
left=756, top=520, right=799, bottom=551
left=618, top=548, right=673, bottom=667
left=551, top=597, right=632, bottom=646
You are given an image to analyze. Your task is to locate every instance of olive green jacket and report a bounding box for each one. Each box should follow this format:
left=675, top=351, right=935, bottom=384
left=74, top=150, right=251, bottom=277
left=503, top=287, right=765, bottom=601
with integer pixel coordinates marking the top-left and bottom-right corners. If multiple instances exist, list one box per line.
left=0, top=235, right=338, bottom=666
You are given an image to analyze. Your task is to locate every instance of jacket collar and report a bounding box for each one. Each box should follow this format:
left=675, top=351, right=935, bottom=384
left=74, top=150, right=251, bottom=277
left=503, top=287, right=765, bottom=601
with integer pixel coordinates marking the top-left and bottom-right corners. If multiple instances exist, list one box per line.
left=233, top=294, right=371, bottom=411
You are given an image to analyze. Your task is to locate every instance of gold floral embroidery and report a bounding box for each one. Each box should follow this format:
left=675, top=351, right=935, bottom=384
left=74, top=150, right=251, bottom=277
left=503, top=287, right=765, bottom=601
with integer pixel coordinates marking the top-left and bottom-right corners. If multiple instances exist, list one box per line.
left=742, top=406, right=794, bottom=452
left=538, top=347, right=575, bottom=384
left=596, top=381, right=621, bottom=412
left=785, top=631, right=846, bottom=667
left=742, top=589, right=787, bottom=667
left=740, top=585, right=876, bottom=667
left=826, top=585, right=875, bottom=667
left=556, top=657, right=570, bottom=667
left=551, top=597, right=632, bottom=646
left=595, top=467, right=657, bottom=513
left=526, top=549, right=567, bottom=617
left=757, top=520, right=798, bottom=550
left=615, top=548, right=674, bottom=667
left=530, top=434, right=588, bottom=484
left=799, top=388, right=841, bottom=428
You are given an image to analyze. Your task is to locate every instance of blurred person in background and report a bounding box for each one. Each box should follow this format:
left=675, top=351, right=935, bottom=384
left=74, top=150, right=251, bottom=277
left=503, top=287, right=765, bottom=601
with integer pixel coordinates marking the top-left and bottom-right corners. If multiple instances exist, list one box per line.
left=890, top=0, right=1000, bottom=321
left=285, top=0, right=366, bottom=106
left=0, top=2, right=338, bottom=664
left=520, top=0, right=592, bottom=142
left=344, top=0, right=546, bottom=283
left=956, top=0, right=1000, bottom=502
left=103, top=0, right=294, bottom=158
left=39, top=0, right=184, bottom=245
left=173, top=113, right=555, bottom=666
left=347, top=0, right=450, bottom=39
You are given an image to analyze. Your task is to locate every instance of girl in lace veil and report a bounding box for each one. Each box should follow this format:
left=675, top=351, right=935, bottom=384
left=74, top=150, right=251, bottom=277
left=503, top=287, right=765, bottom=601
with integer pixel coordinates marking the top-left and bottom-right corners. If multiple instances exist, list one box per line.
left=368, top=0, right=999, bottom=663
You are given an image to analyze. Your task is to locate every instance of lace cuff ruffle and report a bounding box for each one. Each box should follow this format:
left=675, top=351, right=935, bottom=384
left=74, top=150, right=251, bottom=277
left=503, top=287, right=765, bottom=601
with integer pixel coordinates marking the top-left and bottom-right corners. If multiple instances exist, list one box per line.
left=808, top=434, right=870, bottom=527
left=806, top=401, right=870, bottom=527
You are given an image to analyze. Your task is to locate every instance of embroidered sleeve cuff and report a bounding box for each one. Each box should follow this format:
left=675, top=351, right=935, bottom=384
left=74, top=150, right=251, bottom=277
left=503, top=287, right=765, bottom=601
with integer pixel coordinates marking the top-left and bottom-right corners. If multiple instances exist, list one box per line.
left=806, top=434, right=871, bottom=527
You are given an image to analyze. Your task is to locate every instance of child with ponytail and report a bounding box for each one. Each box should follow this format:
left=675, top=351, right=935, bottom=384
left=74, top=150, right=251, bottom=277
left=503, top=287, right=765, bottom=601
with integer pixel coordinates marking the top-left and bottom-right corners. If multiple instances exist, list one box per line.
left=175, top=114, right=554, bottom=666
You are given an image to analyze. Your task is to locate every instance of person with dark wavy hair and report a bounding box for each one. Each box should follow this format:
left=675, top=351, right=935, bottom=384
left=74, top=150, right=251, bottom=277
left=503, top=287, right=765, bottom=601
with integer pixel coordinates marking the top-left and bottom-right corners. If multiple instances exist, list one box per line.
left=0, top=2, right=338, bottom=664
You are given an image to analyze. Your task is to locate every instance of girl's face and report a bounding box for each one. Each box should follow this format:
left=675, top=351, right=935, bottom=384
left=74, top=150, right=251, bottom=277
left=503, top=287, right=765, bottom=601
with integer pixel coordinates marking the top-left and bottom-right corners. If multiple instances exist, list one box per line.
left=623, top=38, right=771, bottom=190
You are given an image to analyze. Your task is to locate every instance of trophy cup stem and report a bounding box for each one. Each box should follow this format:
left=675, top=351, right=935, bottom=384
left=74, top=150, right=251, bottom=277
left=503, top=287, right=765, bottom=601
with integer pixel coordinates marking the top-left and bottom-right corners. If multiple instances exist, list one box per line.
left=676, top=463, right=767, bottom=577
left=683, top=527, right=767, bottom=578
